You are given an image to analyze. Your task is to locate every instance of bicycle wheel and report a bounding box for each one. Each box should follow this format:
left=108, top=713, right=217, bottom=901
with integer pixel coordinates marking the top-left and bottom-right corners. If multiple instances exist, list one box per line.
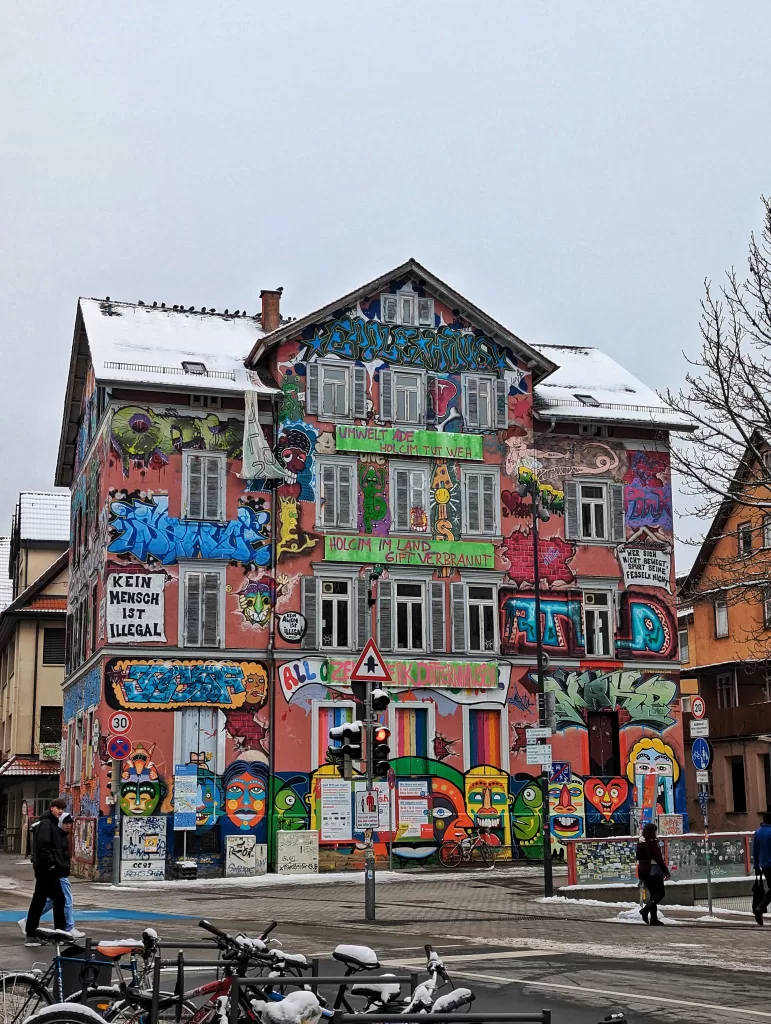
left=471, top=841, right=496, bottom=868
left=8, top=1006, right=99, bottom=1024
left=65, top=987, right=123, bottom=1016
left=105, top=995, right=198, bottom=1024
left=439, top=842, right=463, bottom=868
left=0, top=973, right=52, bottom=1024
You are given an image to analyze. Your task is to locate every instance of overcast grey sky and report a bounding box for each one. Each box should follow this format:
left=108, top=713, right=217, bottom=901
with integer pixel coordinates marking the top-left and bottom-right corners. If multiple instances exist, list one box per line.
left=2, top=1, right=769, bottom=566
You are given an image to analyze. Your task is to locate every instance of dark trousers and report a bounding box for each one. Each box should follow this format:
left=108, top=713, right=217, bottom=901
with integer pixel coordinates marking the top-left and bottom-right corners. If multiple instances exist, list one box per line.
left=760, top=868, right=771, bottom=912
left=26, top=873, right=66, bottom=935
left=643, top=874, right=666, bottom=910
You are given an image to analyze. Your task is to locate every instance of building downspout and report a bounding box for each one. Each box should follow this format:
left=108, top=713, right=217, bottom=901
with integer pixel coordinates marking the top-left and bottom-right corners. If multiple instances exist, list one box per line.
left=266, top=395, right=279, bottom=870
left=31, top=622, right=40, bottom=757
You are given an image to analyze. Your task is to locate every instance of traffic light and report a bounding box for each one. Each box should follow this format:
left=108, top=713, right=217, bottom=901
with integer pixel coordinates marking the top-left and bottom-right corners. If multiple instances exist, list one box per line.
left=371, top=687, right=391, bottom=713
left=350, top=681, right=367, bottom=720
left=329, top=721, right=363, bottom=781
left=372, top=725, right=391, bottom=777
left=105, top=758, right=121, bottom=806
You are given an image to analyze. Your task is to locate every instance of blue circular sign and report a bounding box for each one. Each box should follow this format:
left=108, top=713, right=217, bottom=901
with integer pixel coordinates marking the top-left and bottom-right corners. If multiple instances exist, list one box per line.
left=107, top=735, right=131, bottom=760
left=691, top=737, right=713, bottom=771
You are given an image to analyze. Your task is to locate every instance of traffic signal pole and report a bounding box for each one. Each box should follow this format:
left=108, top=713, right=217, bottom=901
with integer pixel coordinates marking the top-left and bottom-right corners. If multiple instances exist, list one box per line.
left=364, top=681, right=376, bottom=922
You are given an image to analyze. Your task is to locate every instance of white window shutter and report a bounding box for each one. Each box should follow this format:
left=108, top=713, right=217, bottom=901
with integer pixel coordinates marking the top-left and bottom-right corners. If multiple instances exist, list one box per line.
left=306, top=363, right=319, bottom=414
left=201, top=573, right=221, bottom=646
left=565, top=481, right=579, bottom=540
left=338, top=465, right=354, bottom=528
left=378, top=580, right=393, bottom=651
left=430, top=582, right=445, bottom=653
left=356, top=578, right=370, bottom=647
left=466, top=377, right=479, bottom=428
left=184, top=572, right=201, bottom=646
left=482, top=475, right=496, bottom=534
left=418, top=297, right=433, bottom=326
left=412, top=470, right=427, bottom=524
left=352, top=366, right=367, bottom=419
left=394, top=469, right=409, bottom=531
left=321, top=465, right=338, bottom=528
left=451, top=583, right=466, bottom=652
left=187, top=456, right=203, bottom=518
left=495, top=378, right=508, bottom=428
left=382, top=295, right=397, bottom=324
left=610, top=483, right=626, bottom=542
left=467, top=474, right=481, bottom=534
left=204, top=457, right=222, bottom=520
left=380, top=370, right=393, bottom=421
left=302, top=577, right=318, bottom=649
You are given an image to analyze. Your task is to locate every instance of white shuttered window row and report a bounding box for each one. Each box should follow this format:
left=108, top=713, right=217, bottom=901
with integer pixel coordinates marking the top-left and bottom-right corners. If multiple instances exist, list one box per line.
left=306, top=362, right=367, bottom=422
left=181, top=566, right=224, bottom=647
left=391, top=465, right=428, bottom=533
left=183, top=451, right=226, bottom=521
left=462, top=469, right=499, bottom=536
left=317, top=459, right=356, bottom=530
left=564, top=480, right=625, bottom=543
left=302, top=577, right=370, bottom=651
left=464, top=375, right=508, bottom=430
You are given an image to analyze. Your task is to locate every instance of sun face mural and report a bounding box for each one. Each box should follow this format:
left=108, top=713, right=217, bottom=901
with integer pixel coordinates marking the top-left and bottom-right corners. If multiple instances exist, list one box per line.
left=222, top=760, right=268, bottom=834
left=626, top=737, right=679, bottom=815
left=548, top=777, right=585, bottom=847
left=585, top=777, right=629, bottom=823
left=464, top=767, right=512, bottom=848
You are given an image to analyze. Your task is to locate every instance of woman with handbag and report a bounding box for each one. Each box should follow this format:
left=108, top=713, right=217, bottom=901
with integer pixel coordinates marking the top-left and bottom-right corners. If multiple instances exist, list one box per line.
left=637, top=822, right=670, bottom=925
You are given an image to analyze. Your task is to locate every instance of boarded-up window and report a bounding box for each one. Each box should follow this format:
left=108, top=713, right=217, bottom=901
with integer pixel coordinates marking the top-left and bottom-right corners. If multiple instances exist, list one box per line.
left=182, top=568, right=223, bottom=647
left=42, top=628, right=66, bottom=666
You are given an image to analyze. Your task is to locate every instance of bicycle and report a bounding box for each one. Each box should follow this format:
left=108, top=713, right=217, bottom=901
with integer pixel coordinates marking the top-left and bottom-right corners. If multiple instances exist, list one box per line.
left=438, top=827, right=496, bottom=868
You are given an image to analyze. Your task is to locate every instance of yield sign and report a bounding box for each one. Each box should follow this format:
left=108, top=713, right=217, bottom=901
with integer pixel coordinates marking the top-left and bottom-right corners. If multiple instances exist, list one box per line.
left=350, top=638, right=392, bottom=684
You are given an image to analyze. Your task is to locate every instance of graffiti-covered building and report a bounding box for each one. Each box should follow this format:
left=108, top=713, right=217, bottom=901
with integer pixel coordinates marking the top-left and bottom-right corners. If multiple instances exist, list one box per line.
left=55, top=261, right=692, bottom=879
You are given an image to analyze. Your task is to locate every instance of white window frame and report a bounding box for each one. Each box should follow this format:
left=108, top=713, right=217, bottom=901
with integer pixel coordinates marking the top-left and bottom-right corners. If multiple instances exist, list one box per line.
left=380, top=285, right=433, bottom=327
left=393, top=580, right=427, bottom=653
left=462, top=703, right=509, bottom=773
left=583, top=589, right=615, bottom=658
left=311, top=699, right=357, bottom=768
left=578, top=481, right=609, bottom=541
left=714, top=596, right=729, bottom=638
left=390, top=369, right=425, bottom=425
left=389, top=701, right=436, bottom=759
left=318, top=578, right=354, bottom=651
left=461, top=467, right=500, bottom=537
left=463, top=374, right=495, bottom=430
left=178, top=562, right=226, bottom=649
left=173, top=707, right=226, bottom=773
left=738, top=521, right=753, bottom=558
left=717, top=671, right=738, bottom=709
left=678, top=628, right=690, bottom=664
left=72, top=713, right=83, bottom=784
left=319, top=362, right=350, bottom=420
left=764, top=515, right=771, bottom=548
left=315, top=457, right=357, bottom=531
left=390, top=462, right=429, bottom=534
left=466, top=583, right=498, bottom=654
left=182, top=450, right=227, bottom=522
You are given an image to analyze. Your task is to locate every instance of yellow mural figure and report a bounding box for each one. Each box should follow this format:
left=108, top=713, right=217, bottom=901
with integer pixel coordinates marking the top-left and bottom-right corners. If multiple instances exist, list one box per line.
left=464, top=766, right=512, bottom=849
left=626, top=736, right=680, bottom=816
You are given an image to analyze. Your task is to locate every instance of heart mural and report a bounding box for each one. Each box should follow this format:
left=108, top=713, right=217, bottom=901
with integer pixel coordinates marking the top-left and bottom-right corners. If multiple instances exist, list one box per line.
left=585, top=777, right=629, bottom=822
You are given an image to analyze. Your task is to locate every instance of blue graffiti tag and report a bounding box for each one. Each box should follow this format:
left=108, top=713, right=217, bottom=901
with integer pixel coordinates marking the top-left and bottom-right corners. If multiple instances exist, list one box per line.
left=109, top=661, right=248, bottom=708
left=615, top=601, right=669, bottom=654
left=108, top=495, right=270, bottom=566
left=502, top=597, right=585, bottom=649
left=63, top=664, right=101, bottom=723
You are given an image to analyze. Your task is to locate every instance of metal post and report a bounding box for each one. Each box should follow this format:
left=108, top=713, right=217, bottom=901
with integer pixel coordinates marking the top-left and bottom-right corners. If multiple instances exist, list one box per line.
left=531, top=482, right=553, bottom=899
left=111, top=757, right=122, bottom=886
left=701, top=783, right=713, bottom=915
left=388, top=783, right=394, bottom=872
left=364, top=682, right=376, bottom=921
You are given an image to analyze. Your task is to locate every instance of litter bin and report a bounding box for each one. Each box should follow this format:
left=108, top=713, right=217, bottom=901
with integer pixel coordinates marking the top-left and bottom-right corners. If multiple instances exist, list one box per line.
left=58, top=946, right=113, bottom=999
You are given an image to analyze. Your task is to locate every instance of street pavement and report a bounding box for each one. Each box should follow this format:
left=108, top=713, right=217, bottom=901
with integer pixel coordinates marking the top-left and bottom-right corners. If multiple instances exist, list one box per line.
left=0, top=856, right=770, bottom=1024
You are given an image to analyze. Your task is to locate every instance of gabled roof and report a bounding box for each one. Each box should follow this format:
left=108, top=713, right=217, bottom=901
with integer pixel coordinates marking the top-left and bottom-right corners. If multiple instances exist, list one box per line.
left=532, top=344, right=694, bottom=432
left=0, top=539, right=12, bottom=613
left=0, top=549, right=69, bottom=621
left=14, top=492, right=70, bottom=542
left=0, top=756, right=60, bottom=777
left=245, top=258, right=558, bottom=382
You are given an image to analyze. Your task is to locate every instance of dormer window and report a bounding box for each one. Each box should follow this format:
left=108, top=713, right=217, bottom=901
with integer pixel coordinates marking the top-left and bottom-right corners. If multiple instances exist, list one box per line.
left=575, top=393, right=600, bottom=407
left=381, top=285, right=434, bottom=327
left=182, top=361, right=207, bottom=375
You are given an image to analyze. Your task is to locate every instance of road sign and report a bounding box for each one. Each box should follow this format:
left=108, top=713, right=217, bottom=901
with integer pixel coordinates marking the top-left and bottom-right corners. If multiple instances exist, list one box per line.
left=691, top=696, right=706, bottom=720
left=696, top=770, right=710, bottom=784
left=689, top=718, right=710, bottom=738
left=355, top=789, right=380, bottom=830
left=107, top=735, right=131, bottom=760
left=526, top=727, right=552, bottom=743
left=109, top=712, right=133, bottom=734
left=691, top=737, right=714, bottom=771
left=387, top=768, right=396, bottom=790
left=526, top=744, right=553, bottom=767
left=350, top=638, right=392, bottom=684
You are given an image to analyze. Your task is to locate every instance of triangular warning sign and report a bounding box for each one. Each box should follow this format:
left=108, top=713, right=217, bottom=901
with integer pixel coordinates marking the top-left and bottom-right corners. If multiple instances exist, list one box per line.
left=350, top=638, right=392, bottom=684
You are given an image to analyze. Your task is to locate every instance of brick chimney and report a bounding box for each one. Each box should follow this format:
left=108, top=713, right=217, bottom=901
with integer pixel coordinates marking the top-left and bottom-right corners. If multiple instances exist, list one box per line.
left=260, top=287, right=283, bottom=333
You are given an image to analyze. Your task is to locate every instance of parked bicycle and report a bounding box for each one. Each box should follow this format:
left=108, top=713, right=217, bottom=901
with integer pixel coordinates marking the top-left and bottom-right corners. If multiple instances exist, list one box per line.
left=438, top=827, right=496, bottom=868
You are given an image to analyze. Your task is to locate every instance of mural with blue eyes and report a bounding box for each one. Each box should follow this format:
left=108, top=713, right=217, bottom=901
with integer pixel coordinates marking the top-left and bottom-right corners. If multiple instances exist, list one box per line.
left=626, top=736, right=680, bottom=816
left=195, top=767, right=223, bottom=831
left=221, top=760, right=269, bottom=842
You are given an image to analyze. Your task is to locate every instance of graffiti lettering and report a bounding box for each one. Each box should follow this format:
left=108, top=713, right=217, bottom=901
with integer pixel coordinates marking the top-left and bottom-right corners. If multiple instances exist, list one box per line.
left=624, top=451, right=672, bottom=532
left=537, top=668, right=678, bottom=730
left=502, top=596, right=584, bottom=649
left=106, top=659, right=268, bottom=710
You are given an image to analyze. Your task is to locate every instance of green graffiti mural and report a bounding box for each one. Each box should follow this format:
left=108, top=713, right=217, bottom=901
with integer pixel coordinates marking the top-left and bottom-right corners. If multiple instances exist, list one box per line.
left=111, top=406, right=242, bottom=473
left=541, top=669, right=678, bottom=730
left=278, top=372, right=303, bottom=424
left=511, top=776, right=543, bottom=852
left=359, top=462, right=388, bottom=534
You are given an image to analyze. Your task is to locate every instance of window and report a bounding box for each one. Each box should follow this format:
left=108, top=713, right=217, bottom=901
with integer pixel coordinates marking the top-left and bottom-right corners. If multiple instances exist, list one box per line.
left=565, top=480, right=625, bottom=543
left=190, top=394, right=221, bottom=409
left=738, top=521, right=753, bottom=558
left=39, top=707, right=62, bottom=743
left=182, top=451, right=226, bottom=521
left=317, top=459, right=356, bottom=530
left=42, top=629, right=66, bottom=666
left=379, top=370, right=425, bottom=424
left=462, top=469, right=499, bottom=536
left=381, top=287, right=433, bottom=327
left=764, top=451, right=771, bottom=475
left=320, top=580, right=351, bottom=649
left=174, top=707, right=225, bottom=776
left=452, top=584, right=497, bottom=653
left=714, top=597, right=729, bottom=638
left=313, top=701, right=355, bottom=768
left=180, top=565, right=225, bottom=648
left=467, top=708, right=503, bottom=769
left=765, top=590, right=771, bottom=630
left=306, top=362, right=367, bottom=422
left=717, top=671, right=738, bottom=708
left=391, top=465, right=429, bottom=533
left=764, top=515, right=771, bottom=548
left=729, top=756, right=747, bottom=813
left=90, top=581, right=98, bottom=655
left=583, top=591, right=613, bottom=657
left=395, top=582, right=425, bottom=652
left=587, top=711, right=620, bottom=775
left=678, top=628, right=690, bottom=664
left=575, top=393, right=600, bottom=407
left=393, top=704, right=431, bottom=758
left=762, top=755, right=771, bottom=811
left=463, top=376, right=508, bottom=430
left=72, top=715, right=83, bottom=784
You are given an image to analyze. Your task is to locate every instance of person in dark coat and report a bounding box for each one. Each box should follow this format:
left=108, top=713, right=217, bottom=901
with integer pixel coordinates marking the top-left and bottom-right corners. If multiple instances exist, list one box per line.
left=24, top=798, right=69, bottom=945
left=636, top=822, right=670, bottom=925
left=752, top=812, right=771, bottom=924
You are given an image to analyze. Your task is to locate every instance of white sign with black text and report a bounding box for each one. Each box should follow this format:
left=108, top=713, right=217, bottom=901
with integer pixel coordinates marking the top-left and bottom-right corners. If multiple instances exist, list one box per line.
left=107, top=573, right=166, bottom=642
left=618, top=545, right=672, bottom=592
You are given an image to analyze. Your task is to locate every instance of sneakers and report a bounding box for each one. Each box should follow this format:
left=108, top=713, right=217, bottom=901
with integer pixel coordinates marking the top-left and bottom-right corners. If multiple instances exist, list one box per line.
left=24, top=937, right=43, bottom=947
left=755, top=909, right=765, bottom=926
left=70, top=928, right=86, bottom=939
left=17, top=918, right=27, bottom=934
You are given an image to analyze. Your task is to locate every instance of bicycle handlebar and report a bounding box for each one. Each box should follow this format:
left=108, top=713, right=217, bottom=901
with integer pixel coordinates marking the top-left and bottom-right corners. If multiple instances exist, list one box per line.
left=199, top=919, right=229, bottom=940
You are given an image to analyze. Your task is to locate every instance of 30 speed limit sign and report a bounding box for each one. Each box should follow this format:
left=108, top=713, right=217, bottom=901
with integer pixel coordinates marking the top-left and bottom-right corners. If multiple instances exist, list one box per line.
left=109, top=712, right=133, bottom=733
left=691, top=696, right=706, bottom=720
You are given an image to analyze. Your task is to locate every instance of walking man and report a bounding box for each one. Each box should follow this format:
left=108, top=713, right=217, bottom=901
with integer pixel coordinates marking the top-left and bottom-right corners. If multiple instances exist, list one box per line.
left=753, top=812, right=771, bottom=925
left=24, top=798, right=70, bottom=946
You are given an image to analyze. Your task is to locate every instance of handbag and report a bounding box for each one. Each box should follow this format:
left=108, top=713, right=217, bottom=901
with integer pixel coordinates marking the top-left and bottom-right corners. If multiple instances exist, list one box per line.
left=649, top=862, right=664, bottom=880
left=753, top=870, right=766, bottom=913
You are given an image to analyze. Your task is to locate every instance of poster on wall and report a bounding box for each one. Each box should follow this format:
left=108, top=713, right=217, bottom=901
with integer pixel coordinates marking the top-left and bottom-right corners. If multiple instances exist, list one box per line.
left=121, top=815, right=167, bottom=881
left=74, top=818, right=96, bottom=864
left=657, top=814, right=684, bottom=836
left=225, top=835, right=267, bottom=877
left=320, top=779, right=352, bottom=841
left=354, top=781, right=391, bottom=831
left=173, top=764, right=197, bottom=831
left=276, top=830, right=319, bottom=874
left=618, top=532, right=672, bottom=593
left=106, top=573, right=167, bottom=642
left=397, top=780, right=431, bottom=839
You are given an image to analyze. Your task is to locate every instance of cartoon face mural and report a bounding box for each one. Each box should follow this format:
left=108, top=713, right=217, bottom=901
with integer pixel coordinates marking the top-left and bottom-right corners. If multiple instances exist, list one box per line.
left=273, top=775, right=310, bottom=832
left=196, top=768, right=223, bottom=830
left=430, top=777, right=473, bottom=843
left=465, top=767, right=512, bottom=847
left=510, top=775, right=543, bottom=852
left=222, top=760, right=268, bottom=831
left=237, top=578, right=274, bottom=628
left=626, top=737, right=680, bottom=815
left=119, top=743, right=164, bottom=816
left=548, top=778, right=585, bottom=844
left=585, top=777, right=629, bottom=822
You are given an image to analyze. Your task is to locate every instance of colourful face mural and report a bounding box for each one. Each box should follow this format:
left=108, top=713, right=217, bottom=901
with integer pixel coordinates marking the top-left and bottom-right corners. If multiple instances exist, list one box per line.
left=626, top=737, right=679, bottom=815
left=196, top=769, right=223, bottom=830
left=548, top=778, right=585, bottom=843
left=585, top=777, right=629, bottom=822
left=273, top=776, right=310, bottom=831
left=511, top=776, right=543, bottom=848
left=465, top=768, right=511, bottom=847
left=430, top=777, right=473, bottom=843
left=120, top=778, right=162, bottom=816
left=223, top=761, right=268, bottom=831
left=238, top=578, right=274, bottom=628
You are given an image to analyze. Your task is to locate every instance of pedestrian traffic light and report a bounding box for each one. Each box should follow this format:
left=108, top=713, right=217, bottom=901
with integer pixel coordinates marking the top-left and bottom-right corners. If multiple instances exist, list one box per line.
left=105, top=758, right=121, bottom=805
left=329, top=721, right=363, bottom=781
left=371, top=687, right=391, bottom=713
left=373, top=725, right=391, bottom=777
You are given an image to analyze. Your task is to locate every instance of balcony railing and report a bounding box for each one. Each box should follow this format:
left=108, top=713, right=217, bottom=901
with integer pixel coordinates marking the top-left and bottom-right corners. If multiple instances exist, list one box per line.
left=688, top=701, right=771, bottom=739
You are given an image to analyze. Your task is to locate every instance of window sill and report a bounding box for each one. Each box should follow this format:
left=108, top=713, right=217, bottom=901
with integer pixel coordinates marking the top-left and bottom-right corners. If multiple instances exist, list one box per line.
left=460, top=534, right=502, bottom=543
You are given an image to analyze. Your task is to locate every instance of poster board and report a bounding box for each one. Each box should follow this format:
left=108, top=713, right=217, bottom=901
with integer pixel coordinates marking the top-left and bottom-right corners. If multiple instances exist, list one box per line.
left=320, top=779, right=352, bottom=841
left=173, top=764, right=197, bottom=831
left=106, top=573, right=167, bottom=642
left=276, top=830, right=319, bottom=875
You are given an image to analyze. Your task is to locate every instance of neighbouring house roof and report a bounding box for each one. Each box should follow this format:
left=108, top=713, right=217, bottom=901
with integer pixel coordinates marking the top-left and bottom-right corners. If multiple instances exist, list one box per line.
left=0, top=549, right=69, bottom=650
left=531, top=344, right=695, bottom=432
left=245, top=258, right=560, bottom=383
left=0, top=755, right=60, bottom=777
left=0, top=539, right=12, bottom=612
left=14, top=493, right=70, bottom=543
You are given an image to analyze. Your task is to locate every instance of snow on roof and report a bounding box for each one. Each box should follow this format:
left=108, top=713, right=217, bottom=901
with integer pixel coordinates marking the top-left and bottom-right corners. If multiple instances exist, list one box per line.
left=18, top=492, right=70, bottom=542
left=533, top=344, right=694, bottom=430
left=0, top=539, right=12, bottom=612
left=79, top=298, right=277, bottom=394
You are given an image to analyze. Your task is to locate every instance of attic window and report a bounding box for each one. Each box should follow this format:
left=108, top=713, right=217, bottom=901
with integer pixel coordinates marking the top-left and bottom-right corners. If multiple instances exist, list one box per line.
left=575, top=393, right=600, bottom=407
left=381, top=286, right=434, bottom=328
left=182, top=361, right=207, bottom=375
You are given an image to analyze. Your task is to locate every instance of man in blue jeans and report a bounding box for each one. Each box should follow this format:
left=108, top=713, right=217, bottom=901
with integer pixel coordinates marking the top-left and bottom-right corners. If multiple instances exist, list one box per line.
left=753, top=812, right=771, bottom=925
left=22, top=809, right=84, bottom=941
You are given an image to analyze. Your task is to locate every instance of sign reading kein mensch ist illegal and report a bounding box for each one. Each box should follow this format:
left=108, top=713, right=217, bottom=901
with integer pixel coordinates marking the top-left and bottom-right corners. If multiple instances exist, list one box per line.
left=335, top=425, right=483, bottom=460
left=106, top=573, right=166, bottom=642
left=325, top=535, right=495, bottom=569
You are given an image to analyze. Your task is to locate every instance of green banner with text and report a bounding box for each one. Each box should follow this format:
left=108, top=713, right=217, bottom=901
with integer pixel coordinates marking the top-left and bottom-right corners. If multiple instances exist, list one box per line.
left=335, top=425, right=483, bottom=460
left=325, top=535, right=495, bottom=569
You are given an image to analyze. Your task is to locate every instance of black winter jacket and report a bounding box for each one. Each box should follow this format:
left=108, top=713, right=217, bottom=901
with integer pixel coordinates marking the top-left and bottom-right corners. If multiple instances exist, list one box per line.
left=32, top=811, right=70, bottom=878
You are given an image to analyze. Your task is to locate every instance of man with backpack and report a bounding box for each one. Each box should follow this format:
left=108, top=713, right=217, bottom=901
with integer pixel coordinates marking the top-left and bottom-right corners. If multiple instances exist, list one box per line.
left=753, top=812, right=771, bottom=925
left=24, top=798, right=70, bottom=945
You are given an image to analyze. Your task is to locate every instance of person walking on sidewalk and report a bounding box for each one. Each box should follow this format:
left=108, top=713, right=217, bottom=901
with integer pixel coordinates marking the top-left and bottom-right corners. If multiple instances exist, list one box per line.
left=24, top=798, right=70, bottom=946
left=637, top=822, right=670, bottom=925
left=752, top=812, right=771, bottom=925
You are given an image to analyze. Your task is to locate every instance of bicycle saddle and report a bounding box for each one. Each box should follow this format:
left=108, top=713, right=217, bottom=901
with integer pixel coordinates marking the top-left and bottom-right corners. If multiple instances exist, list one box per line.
left=96, top=940, right=146, bottom=958
left=332, top=944, right=379, bottom=970
left=35, top=928, right=74, bottom=943
left=280, top=952, right=309, bottom=968
left=350, top=977, right=402, bottom=1002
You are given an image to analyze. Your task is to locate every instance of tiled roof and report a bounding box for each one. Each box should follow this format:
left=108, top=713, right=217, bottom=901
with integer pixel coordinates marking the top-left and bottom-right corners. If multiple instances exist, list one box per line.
left=0, top=756, right=60, bottom=777
left=0, top=539, right=12, bottom=612
left=27, top=597, right=67, bottom=612
left=17, top=493, right=70, bottom=542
